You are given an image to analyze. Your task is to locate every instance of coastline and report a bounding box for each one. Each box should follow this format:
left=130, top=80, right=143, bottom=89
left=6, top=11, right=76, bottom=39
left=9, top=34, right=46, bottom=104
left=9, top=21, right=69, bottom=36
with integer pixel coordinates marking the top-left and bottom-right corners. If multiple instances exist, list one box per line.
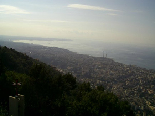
left=12, top=39, right=155, bottom=70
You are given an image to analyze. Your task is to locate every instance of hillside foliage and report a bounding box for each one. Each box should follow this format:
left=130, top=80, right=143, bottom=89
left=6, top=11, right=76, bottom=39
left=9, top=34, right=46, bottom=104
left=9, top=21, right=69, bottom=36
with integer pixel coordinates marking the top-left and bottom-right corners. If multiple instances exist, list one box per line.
left=0, top=46, right=134, bottom=116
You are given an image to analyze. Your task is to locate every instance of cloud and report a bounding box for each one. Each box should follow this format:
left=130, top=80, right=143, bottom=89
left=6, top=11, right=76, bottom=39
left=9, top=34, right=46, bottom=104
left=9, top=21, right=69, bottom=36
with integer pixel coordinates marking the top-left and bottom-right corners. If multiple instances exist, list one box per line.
left=0, top=5, right=30, bottom=14
left=23, top=19, right=68, bottom=23
left=107, top=13, right=118, bottom=16
left=67, top=4, right=119, bottom=12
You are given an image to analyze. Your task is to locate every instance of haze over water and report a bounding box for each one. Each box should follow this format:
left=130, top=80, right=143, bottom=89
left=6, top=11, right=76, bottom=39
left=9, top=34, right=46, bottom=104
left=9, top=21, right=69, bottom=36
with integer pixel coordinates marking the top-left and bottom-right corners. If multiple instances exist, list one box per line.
left=13, top=39, right=155, bottom=70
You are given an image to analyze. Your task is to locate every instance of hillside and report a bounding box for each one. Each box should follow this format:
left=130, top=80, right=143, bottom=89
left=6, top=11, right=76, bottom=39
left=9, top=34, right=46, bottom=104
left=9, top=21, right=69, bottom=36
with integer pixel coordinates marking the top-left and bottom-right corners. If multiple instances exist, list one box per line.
left=1, top=40, right=155, bottom=115
left=0, top=46, right=135, bottom=116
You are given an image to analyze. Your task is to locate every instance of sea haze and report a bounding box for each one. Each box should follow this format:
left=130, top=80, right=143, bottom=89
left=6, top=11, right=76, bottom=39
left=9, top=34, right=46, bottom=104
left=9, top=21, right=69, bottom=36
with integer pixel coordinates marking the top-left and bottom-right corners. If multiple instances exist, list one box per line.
left=1, top=35, right=155, bottom=70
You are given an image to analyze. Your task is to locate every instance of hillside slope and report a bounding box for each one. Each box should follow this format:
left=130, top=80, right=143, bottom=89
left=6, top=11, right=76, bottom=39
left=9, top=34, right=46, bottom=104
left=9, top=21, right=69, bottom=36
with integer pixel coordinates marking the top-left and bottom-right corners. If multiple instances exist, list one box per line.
left=1, top=40, right=155, bottom=115
left=0, top=46, right=134, bottom=116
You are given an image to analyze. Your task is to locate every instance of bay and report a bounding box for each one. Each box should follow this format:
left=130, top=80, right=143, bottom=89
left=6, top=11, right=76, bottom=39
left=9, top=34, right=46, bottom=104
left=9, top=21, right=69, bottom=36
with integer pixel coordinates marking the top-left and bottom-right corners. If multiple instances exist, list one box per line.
left=13, top=39, right=155, bottom=70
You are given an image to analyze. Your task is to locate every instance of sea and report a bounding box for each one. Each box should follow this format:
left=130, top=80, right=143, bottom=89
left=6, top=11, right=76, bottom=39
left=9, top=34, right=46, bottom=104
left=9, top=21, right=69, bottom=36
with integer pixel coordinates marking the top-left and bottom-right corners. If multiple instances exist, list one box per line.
left=12, top=39, right=155, bottom=70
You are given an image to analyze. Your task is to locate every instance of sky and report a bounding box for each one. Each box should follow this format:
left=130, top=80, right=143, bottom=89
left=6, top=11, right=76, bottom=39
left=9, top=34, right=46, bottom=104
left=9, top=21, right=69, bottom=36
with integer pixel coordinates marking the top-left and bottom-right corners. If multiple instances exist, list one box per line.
left=0, top=0, right=155, bottom=46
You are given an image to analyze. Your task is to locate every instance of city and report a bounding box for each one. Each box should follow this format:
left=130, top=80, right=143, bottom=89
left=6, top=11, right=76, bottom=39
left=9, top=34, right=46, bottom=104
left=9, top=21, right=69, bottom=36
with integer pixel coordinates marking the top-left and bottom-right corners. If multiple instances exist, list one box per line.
left=1, top=41, right=155, bottom=115
left=13, top=43, right=155, bottom=115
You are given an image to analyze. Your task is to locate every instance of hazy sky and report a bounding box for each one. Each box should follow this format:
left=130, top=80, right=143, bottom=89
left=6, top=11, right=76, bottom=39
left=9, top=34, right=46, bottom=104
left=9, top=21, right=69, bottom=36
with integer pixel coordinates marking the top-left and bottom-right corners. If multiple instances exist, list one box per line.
left=0, top=0, right=155, bottom=46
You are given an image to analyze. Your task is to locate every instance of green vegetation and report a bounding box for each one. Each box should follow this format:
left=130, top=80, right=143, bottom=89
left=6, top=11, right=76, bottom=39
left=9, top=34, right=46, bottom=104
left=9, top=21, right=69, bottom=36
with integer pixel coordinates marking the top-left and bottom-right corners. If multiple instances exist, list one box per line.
left=0, top=46, right=134, bottom=116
